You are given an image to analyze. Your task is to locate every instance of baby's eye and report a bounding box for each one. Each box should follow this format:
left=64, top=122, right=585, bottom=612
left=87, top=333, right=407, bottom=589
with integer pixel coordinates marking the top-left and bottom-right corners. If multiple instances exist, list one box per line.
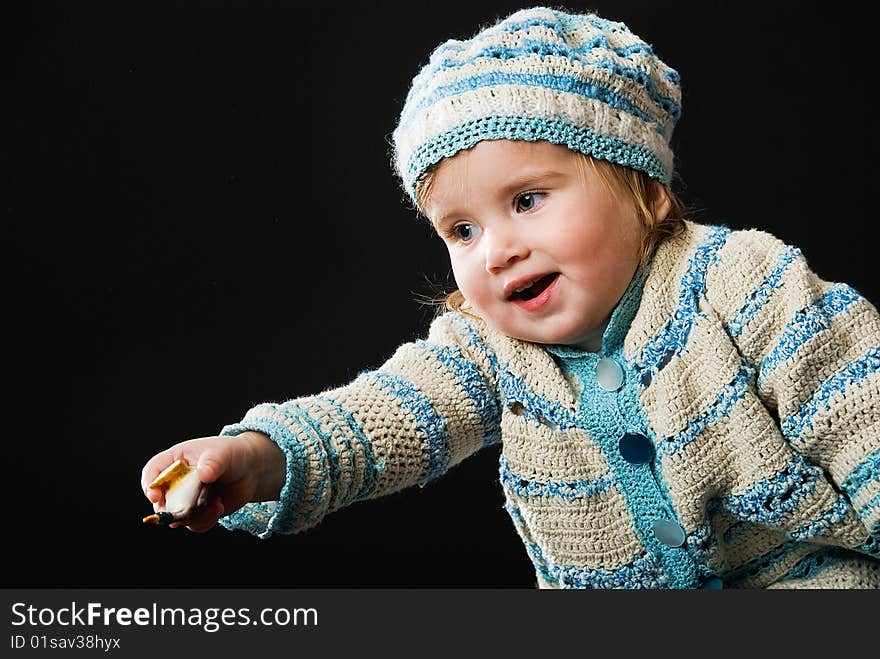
left=515, top=191, right=546, bottom=213
left=452, top=223, right=480, bottom=243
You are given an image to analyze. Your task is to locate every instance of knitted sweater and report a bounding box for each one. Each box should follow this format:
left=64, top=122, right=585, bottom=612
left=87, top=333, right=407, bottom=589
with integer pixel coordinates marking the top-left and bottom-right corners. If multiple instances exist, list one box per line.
left=219, top=220, right=880, bottom=589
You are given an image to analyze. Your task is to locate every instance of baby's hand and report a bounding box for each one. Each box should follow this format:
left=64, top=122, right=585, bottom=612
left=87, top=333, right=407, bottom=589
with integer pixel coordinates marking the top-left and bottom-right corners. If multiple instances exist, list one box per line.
left=140, top=432, right=283, bottom=532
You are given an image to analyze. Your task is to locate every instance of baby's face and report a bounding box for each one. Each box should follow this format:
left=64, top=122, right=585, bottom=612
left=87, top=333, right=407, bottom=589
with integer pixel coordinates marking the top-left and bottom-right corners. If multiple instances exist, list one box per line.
left=425, top=140, right=643, bottom=350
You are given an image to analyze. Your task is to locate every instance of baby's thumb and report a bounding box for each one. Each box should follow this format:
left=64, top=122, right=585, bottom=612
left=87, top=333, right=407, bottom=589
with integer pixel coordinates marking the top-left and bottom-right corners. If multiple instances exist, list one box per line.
left=196, top=450, right=226, bottom=484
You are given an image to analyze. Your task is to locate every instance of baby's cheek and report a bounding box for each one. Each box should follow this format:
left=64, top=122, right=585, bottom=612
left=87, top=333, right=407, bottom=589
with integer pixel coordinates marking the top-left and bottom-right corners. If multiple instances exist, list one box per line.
left=573, top=236, right=637, bottom=285
left=451, top=260, right=483, bottom=300
left=571, top=220, right=611, bottom=253
left=464, top=290, right=496, bottom=320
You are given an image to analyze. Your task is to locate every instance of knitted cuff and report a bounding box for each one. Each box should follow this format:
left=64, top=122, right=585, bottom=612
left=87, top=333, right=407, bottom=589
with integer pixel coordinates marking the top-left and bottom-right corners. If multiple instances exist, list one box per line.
left=216, top=413, right=311, bottom=539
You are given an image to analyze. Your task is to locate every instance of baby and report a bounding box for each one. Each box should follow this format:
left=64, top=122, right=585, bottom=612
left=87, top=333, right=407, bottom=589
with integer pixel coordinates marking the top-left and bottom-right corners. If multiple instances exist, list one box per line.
left=142, top=6, right=880, bottom=588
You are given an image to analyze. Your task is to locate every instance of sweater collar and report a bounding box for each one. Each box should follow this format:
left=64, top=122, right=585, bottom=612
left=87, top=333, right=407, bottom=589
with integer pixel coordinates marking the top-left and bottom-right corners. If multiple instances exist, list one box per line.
left=544, top=260, right=650, bottom=359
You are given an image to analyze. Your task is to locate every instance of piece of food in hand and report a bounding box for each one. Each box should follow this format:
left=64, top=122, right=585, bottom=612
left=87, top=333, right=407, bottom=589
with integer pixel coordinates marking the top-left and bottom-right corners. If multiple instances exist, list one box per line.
left=142, top=459, right=209, bottom=525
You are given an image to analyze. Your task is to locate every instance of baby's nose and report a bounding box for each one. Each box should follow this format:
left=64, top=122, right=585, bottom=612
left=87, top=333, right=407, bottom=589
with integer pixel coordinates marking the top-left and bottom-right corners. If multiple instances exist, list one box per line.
left=484, top=229, right=529, bottom=273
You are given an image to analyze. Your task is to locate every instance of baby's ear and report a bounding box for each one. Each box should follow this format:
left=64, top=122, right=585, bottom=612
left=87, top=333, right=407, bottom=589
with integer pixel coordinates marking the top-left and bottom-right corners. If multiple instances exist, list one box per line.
left=651, top=182, right=673, bottom=220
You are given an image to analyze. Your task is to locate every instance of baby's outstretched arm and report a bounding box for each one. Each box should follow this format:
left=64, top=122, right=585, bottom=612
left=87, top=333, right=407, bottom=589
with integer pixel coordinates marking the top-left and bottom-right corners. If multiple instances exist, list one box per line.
left=141, top=431, right=285, bottom=532
left=197, top=312, right=501, bottom=539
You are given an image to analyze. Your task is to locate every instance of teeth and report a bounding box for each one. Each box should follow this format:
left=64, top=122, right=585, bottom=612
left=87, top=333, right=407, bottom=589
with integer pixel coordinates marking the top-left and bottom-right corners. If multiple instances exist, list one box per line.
left=515, top=279, right=539, bottom=293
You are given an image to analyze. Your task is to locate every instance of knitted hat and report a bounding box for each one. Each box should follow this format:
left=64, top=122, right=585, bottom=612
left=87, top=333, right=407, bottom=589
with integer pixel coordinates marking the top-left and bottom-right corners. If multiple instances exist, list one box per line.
left=392, top=6, right=681, bottom=206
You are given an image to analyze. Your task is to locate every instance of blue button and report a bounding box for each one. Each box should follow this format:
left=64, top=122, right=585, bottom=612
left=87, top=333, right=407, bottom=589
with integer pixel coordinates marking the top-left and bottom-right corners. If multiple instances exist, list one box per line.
left=701, top=577, right=724, bottom=589
left=619, top=433, right=654, bottom=464
left=596, top=358, right=624, bottom=391
left=652, top=519, right=686, bottom=547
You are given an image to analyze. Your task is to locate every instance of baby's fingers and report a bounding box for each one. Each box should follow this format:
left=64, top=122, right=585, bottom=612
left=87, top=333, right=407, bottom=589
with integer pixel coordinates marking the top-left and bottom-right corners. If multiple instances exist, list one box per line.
left=140, top=447, right=177, bottom=496
left=180, top=497, right=226, bottom=533
left=145, top=488, right=164, bottom=506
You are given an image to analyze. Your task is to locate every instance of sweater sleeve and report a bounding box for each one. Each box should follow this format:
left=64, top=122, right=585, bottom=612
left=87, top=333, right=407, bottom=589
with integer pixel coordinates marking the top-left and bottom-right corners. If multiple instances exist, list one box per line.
left=216, top=312, right=501, bottom=539
left=706, top=228, right=880, bottom=554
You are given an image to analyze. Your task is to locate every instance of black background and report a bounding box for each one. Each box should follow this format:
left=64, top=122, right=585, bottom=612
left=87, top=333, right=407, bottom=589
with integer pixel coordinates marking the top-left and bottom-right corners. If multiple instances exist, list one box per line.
left=7, top=0, right=877, bottom=587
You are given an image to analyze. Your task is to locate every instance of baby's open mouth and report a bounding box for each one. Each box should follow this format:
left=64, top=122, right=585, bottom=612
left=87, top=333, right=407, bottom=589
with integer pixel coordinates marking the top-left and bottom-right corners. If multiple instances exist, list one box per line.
left=509, top=273, right=559, bottom=301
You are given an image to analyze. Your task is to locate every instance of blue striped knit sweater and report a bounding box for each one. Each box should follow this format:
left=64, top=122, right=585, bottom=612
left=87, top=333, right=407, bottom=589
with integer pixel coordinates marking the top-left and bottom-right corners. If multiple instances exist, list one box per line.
left=219, top=220, right=880, bottom=588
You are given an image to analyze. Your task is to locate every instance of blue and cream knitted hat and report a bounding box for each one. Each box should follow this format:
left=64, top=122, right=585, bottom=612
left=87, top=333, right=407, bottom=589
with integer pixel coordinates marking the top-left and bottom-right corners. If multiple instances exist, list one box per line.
left=392, top=6, right=682, bottom=206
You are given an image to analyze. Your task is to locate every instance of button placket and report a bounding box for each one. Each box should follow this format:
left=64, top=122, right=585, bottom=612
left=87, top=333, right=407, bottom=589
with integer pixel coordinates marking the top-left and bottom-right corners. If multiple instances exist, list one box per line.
left=617, top=432, right=688, bottom=549
left=560, top=347, right=699, bottom=584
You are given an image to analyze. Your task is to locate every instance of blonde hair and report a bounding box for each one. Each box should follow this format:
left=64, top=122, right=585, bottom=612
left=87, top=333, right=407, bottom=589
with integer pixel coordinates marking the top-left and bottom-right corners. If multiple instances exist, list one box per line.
left=416, top=150, right=686, bottom=317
